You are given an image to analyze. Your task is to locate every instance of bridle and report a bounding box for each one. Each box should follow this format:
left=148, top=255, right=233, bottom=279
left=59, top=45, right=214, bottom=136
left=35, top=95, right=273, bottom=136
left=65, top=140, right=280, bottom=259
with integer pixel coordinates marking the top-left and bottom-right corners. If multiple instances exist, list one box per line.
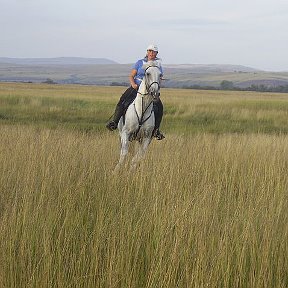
left=132, top=65, right=161, bottom=137
left=137, top=65, right=161, bottom=98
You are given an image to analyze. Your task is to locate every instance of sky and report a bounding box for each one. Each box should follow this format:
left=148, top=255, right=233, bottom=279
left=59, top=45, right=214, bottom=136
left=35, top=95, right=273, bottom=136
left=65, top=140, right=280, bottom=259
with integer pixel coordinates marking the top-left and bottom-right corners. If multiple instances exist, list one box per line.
left=1, top=0, right=288, bottom=71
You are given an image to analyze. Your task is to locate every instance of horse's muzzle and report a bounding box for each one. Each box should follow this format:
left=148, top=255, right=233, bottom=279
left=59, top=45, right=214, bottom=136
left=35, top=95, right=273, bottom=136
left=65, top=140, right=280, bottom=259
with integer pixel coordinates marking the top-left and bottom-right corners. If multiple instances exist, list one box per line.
left=151, top=91, right=160, bottom=102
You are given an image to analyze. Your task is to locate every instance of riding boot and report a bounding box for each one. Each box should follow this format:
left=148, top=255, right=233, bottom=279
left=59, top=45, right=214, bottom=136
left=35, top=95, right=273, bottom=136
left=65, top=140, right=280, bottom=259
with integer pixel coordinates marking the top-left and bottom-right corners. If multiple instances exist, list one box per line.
left=153, top=100, right=165, bottom=140
left=106, top=103, right=124, bottom=131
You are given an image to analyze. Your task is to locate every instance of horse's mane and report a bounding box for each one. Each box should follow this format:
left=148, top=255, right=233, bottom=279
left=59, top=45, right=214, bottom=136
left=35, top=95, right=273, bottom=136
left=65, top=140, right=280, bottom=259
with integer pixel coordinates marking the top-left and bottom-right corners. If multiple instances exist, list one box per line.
left=143, top=59, right=162, bottom=69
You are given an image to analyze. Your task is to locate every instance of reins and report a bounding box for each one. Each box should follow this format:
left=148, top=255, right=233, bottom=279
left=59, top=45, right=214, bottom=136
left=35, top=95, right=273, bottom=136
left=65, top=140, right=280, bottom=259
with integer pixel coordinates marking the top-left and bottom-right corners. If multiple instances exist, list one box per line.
left=134, top=99, right=154, bottom=126
left=132, top=65, right=160, bottom=138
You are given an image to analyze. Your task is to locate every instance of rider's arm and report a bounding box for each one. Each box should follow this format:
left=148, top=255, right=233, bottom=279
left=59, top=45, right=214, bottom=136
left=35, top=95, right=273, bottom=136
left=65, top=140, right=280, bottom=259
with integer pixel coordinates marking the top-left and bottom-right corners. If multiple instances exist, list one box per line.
left=129, top=69, right=138, bottom=90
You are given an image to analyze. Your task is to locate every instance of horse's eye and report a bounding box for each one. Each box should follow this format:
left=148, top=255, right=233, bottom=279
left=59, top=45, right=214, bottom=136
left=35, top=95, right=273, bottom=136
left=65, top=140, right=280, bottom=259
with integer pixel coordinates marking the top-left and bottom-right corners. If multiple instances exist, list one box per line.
left=146, top=72, right=150, bottom=77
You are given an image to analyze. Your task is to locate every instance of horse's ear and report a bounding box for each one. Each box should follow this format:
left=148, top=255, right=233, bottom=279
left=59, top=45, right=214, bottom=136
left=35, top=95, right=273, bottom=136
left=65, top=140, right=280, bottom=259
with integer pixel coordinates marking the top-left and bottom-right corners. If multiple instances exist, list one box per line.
left=142, top=62, right=149, bottom=70
left=155, top=59, right=162, bottom=67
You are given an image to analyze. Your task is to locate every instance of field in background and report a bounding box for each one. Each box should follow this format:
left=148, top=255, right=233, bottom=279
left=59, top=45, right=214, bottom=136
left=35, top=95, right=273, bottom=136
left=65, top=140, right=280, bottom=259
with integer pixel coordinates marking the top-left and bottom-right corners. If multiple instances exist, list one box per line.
left=0, top=83, right=287, bottom=287
left=1, top=82, right=288, bottom=134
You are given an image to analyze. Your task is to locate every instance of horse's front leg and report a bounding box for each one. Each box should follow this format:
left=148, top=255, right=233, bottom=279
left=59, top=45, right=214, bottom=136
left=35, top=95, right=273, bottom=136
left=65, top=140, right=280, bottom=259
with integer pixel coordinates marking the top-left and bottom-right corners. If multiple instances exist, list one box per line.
left=130, top=135, right=152, bottom=171
left=114, top=131, right=129, bottom=172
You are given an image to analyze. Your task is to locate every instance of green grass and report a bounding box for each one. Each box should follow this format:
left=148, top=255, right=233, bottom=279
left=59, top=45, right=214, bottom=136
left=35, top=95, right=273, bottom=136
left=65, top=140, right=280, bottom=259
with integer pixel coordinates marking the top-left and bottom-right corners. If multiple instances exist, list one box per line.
left=0, top=83, right=119, bottom=132
left=1, top=83, right=288, bottom=134
left=163, top=89, right=288, bottom=134
left=0, top=83, right=288, bottom=287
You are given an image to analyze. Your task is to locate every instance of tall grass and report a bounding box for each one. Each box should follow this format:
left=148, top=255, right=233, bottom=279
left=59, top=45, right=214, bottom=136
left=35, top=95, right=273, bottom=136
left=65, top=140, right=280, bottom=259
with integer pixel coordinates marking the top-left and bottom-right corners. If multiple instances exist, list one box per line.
left=0, top=83, right=288, bottom=287
left=0, top=125, right=287, bottom=287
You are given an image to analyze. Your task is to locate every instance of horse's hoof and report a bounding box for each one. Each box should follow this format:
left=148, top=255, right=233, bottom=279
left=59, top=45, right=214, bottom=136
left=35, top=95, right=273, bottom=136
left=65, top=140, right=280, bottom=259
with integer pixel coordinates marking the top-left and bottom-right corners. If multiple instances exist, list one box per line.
left=129, top=133, right=136, bottom=142
left=113, top=165, right=121, bottom=174
left=153, top=129, right=165, bottom=140
left=106, top=121, right=117, bottom=131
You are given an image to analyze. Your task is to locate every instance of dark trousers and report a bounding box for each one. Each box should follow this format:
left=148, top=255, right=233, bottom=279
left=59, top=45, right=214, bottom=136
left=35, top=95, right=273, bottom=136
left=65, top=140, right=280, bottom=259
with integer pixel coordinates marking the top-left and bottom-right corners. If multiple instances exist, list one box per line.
left=117, top=86, right=138, bottom=111
left=113, top=86, right=163, bottom=129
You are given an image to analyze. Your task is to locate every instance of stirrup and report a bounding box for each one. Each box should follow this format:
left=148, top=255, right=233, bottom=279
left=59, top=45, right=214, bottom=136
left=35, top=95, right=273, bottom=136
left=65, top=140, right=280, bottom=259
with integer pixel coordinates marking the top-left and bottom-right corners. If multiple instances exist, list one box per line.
left=106, top=121, right=118, bottom=131
left=153, top=129, right=165, bottom=140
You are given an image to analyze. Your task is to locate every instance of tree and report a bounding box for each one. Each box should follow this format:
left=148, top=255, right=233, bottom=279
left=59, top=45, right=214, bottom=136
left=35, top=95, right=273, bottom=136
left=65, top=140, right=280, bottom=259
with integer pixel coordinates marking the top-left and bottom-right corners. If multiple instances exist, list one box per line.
left=220, top=80, right=234, bottom=90
left=43, top=78, right=56, bottom=84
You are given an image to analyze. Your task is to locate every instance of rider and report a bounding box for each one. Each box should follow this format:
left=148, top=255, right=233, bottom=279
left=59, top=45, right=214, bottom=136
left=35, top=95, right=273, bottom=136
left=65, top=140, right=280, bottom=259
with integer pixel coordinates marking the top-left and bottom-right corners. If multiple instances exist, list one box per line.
left=106, top=44, right=165, bottom=140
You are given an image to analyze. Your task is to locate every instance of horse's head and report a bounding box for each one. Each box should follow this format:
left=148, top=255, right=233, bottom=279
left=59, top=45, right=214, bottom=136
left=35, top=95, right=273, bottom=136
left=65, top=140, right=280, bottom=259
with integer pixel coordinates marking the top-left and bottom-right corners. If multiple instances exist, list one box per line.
left=143, top=60, right=162, bottom=101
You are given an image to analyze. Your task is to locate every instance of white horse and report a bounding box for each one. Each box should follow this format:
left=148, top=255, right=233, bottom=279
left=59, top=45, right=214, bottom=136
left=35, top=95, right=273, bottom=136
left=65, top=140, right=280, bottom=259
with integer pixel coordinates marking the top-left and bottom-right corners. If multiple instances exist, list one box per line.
left=114, top=60, right=162, bottom=171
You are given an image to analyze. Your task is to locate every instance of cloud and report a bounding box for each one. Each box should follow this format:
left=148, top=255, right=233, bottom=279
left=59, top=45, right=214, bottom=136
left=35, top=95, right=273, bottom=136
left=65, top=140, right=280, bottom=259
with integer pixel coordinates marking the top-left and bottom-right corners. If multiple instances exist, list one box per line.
left=150, top=18, right=229, bottom=29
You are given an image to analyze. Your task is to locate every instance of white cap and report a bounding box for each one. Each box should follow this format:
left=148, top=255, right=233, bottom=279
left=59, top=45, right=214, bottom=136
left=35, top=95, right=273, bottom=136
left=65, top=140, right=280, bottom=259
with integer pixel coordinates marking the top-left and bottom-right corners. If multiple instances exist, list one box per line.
left=147, top=44, right=158, bottom=52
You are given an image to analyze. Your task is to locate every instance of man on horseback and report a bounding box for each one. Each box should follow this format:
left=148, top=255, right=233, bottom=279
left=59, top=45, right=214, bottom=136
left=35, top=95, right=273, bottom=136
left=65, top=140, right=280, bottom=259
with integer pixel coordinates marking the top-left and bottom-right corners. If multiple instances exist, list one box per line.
left=106, top=44, right=165, bottom=140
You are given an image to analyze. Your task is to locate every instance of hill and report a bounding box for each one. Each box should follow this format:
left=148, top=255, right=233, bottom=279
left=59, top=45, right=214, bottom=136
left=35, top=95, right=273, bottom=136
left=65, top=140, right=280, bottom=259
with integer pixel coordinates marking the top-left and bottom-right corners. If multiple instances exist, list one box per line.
left=1, top=57, right=288, bottom=89
left=0, top=57, right=118, bottom=65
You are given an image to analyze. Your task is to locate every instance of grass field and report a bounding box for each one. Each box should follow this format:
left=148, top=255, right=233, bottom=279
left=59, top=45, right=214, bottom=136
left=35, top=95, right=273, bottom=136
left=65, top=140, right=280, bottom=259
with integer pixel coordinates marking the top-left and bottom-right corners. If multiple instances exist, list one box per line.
left=0, top=83, right=287, bottom=287
left=1, top=82, right=288, bottom=134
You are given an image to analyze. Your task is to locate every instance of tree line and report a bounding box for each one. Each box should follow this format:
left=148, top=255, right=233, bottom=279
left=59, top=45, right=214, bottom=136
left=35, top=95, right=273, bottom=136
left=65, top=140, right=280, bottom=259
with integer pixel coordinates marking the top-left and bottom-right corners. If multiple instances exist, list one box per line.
left=110, top=80, right=288, bottom=93
left=182, top=80, right=288, bottom=93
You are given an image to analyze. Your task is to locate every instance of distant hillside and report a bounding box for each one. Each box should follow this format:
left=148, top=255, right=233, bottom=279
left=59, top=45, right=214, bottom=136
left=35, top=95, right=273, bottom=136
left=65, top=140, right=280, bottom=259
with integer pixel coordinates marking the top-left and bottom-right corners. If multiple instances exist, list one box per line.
left=0, top=57, right=118, bottom=65
left=163, top=64, right=259, bottom=73
left=1, top=58, right=288, bottom=89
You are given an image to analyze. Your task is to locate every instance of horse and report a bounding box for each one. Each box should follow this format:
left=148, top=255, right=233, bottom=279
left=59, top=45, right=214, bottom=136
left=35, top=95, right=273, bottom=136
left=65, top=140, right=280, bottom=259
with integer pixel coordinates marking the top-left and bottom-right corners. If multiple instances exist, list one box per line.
left=114, top=60, right=162, bottom=171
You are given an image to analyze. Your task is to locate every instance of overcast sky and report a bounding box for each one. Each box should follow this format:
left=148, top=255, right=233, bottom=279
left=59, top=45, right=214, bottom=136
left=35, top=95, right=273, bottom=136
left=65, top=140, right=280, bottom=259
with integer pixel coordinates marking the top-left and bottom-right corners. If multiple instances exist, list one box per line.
left=1, top=0, right=288, bottom=71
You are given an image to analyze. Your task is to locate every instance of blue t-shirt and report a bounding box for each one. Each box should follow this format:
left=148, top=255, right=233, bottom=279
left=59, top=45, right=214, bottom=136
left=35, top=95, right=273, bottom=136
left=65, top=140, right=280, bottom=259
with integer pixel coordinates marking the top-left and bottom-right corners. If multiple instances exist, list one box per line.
left=133, top=57, right=163, bottom=86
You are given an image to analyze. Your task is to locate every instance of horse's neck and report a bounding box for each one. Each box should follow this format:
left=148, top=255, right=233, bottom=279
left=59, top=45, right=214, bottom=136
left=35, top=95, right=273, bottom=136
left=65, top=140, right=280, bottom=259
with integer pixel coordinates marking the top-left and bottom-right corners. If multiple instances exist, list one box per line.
left=134, top=79, right=152, bottom=114
left=137, top=77, right=147, bottom=95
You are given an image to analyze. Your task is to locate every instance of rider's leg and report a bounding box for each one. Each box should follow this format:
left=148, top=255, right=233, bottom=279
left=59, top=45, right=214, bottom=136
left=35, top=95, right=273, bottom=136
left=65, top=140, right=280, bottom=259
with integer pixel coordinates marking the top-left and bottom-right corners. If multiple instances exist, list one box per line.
left=106, top=87, right=137, bottom=131
left=153, top=99, right=165, bottom=140
left=106, top=103, right=124, bottom=131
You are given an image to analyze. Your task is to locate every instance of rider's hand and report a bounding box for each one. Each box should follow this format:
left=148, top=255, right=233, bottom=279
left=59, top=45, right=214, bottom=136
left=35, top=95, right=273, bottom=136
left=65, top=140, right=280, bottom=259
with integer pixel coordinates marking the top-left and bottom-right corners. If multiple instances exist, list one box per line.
left=131, top=83, right=138, bottom=90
